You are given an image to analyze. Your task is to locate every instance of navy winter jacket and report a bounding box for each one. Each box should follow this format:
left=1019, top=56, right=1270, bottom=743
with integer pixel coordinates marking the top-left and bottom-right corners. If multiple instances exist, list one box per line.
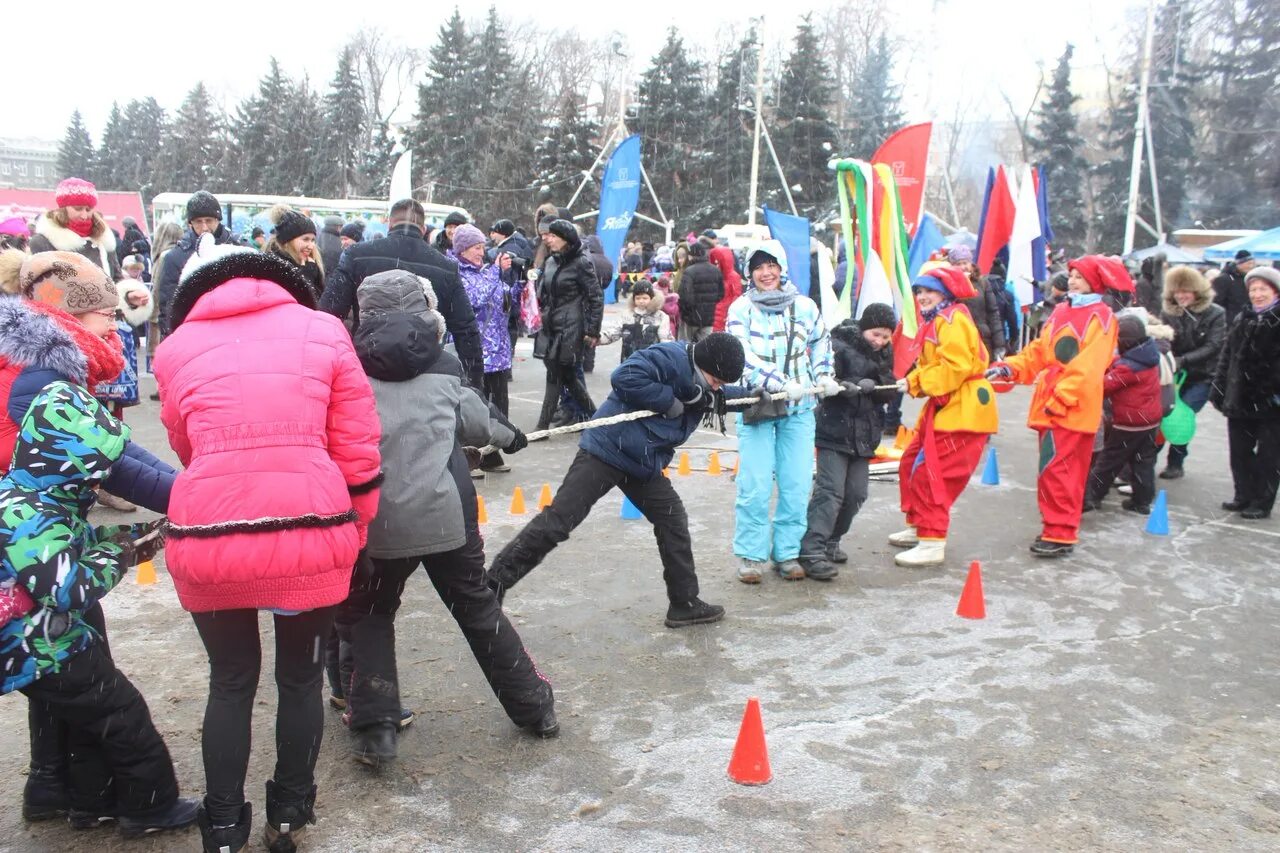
left=580, top=342, right=717, bottom=481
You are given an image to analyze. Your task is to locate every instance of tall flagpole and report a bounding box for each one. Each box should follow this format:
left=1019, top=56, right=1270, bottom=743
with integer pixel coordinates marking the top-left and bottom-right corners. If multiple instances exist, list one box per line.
left=1123, top=0, right=1157, bottom=253
left=747, top=31, right=765, bottom=227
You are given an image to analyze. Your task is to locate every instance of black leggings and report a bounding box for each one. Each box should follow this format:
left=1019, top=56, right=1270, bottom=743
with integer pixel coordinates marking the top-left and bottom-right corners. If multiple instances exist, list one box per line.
left=191, top=607, right=335, bottom=825
left=537, top=361, right=594, bottom=428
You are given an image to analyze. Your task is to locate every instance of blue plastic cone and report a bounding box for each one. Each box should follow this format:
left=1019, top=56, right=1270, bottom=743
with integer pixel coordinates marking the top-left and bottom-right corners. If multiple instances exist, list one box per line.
left=1145, top=490, right=1169, bottom=535
left=621, top=495, right=643, bottom=519
left=981, top=447, right=1000, bottom=486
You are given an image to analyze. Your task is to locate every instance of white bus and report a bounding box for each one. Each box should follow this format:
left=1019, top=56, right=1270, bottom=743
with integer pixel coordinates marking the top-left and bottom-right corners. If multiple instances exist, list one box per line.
left=150, top=192, right=469, bottom=240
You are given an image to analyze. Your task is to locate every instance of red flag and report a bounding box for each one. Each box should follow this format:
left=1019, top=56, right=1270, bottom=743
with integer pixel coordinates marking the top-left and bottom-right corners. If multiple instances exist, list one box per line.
left=976, top=166, right=1016, bottom=275
left=872, top=123, right=932, bottom=236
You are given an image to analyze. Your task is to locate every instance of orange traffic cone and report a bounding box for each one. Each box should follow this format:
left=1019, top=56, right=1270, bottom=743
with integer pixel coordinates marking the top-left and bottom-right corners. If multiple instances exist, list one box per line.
left=956, top=561, right=986, bottom=619
left=135, top=559, right=157, bottom=585
left=677, top=452, right=692, bottom=476
left=476, top=495, right=488, bottom=524
left=893, top=425, right=912, bottom=451
left=727, top=697, right=772, bottom=785
left=663, top=467, right=670, bottom=478
left=707, top=452, right=722, bottom=475
left=537, top=483, right=553, bottom=510
left=733, top=455, right=740, bottom=476
left=509, top=487, right=527, bottom=515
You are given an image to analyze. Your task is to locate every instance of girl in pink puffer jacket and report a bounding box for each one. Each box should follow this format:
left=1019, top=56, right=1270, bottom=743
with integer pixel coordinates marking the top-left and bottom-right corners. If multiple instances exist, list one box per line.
left=153, top=235, right=381, bottom=852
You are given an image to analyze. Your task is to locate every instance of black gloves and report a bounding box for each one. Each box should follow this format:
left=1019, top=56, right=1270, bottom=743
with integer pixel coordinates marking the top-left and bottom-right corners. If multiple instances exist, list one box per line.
left=837, top=377, right=879, bottom=398
left=506, top=428, right=529, bottom=453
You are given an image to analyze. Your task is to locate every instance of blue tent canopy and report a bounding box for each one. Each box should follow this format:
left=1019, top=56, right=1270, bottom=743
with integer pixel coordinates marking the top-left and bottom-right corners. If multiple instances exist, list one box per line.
left=1202, top=226, right=1280, bottom=262
left=1123, top=242, right=1205, bottom=264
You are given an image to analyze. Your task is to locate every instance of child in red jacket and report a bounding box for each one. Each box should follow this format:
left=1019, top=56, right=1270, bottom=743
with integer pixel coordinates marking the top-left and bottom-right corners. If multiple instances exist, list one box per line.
left=1084, top=311, right=1164, bottom=514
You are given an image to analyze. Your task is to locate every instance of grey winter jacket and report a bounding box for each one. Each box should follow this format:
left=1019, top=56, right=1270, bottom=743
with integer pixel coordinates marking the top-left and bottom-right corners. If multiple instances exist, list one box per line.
left=354, top=271, right=516, bottom=558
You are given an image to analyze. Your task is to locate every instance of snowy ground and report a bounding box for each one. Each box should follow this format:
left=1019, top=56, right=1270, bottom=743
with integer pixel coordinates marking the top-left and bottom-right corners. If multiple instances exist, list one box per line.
left=3, top=322, right=1279, bottom=852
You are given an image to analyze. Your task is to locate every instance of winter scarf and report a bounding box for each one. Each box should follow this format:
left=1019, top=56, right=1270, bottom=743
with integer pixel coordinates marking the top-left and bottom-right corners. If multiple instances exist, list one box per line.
left=921, top=297, right=955, bottom=323
left=1068, top=293, right=1104, bottom=309
left=25, top=300, right=124, bottom=387
left=1255, top=297, right=1280, bottom=315
left=747, top=283, right=799, bottom=313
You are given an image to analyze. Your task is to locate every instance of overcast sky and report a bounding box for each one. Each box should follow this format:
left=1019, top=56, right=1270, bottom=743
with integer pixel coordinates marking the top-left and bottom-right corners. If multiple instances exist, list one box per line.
left=2, top=0, right=1135, bottom=144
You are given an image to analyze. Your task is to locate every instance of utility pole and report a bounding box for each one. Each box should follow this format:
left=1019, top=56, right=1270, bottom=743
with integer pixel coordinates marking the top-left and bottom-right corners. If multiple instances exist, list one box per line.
left=1123, top=0, right=1157, bottom=254
left=747, top=31, right=765, bottom=227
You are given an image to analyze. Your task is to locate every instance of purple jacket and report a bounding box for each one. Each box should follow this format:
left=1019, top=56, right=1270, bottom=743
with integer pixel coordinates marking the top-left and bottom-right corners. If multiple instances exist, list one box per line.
left=458, top=259, right=515, bottom=373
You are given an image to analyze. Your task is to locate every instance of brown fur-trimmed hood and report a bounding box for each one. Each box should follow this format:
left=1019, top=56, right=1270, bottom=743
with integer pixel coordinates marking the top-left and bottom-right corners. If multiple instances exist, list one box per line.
left=1163, top=265, right=1213, bottom=316
left=33, top=213, right=116, bottom=254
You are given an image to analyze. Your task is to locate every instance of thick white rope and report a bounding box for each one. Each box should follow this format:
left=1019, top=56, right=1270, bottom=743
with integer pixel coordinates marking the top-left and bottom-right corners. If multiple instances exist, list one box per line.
left=475, top=383, right=900, bottom=454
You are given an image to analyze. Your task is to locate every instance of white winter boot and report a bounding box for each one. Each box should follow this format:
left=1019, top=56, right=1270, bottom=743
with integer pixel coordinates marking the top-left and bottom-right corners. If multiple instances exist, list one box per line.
left=887, top=527, right=919, bottom=548
left=894, top=538, right=946, bottom=567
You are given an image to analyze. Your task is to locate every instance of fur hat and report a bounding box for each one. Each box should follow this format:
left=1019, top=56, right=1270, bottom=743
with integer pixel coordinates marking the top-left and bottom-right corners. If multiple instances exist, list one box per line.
left=1245, top=265, right=1280, bottom=295
left=692, top=332, right=745, bottom=383
left=450, top=224, right=486, bottom=257
left=185, top=190, right=222, bottom=222
left=340, top=221, right=365, bottom=241
left=859, top=302, right=897, bottom=332
left=269, top=205, right=316, bottom=245
left=490, top=219, right=516, bottom=238
left=0, top=248, right=25, bottom=294
left=356, top=269, right=447, bottom=341
left=20, top=251, right=118, bottom=314
left=54, top=177, right=97, bottom=209
left=547, top=219, right=579, bottom=245
left=630, top=279, right=655, bottom=298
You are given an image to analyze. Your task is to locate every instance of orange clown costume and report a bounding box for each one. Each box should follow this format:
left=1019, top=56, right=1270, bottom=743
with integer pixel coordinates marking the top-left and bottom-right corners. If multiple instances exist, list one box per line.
left=993, top=255, right=1124, bottom=556
left=889, top=265, right=999, bottom=567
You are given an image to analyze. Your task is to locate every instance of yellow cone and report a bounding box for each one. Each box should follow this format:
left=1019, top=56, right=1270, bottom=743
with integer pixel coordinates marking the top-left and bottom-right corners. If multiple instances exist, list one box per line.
left=677, top=452, right=692, bottom=476
left=510, top=487, right=527, bottom=515
left=477, top=495, right=489, bottom=524
left=707, top=452, right=722, bottom=475
left=537, top=483, right=553, bottom=509
left=135, top=560, right=157, bottom=585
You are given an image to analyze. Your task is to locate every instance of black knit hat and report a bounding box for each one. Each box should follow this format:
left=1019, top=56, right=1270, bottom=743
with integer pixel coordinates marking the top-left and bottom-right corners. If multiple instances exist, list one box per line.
left=1117, top=312, right=1147, bottom=351
left=272, top=207, right=316, bottom=244
left=859, top=302, right=897, bottom=332
left=1235, top=249, right=1253, bottom=263
left=631, top=279, right=654, bottom=298
left=693, top=333, right=745, bottom=383
left=185, top=190, right=222, bottom=223
left=547, top=219, right=578, bottom=244
left=490, top=219, right=515, bottom=237
left=341, top=221, right=365, bottom=241
left=443, top=211, right=468, bottom=228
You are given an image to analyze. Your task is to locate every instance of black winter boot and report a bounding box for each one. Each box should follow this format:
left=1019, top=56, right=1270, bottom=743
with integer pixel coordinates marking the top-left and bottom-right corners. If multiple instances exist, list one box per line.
left=117, top=796, right=200, bottom=837
left=352, top=723, right=397, bottom=768
left=800, top=557, right=839, bottom=581
left=264, top=781, right=316, bottom=853
left=1029, top=537, right=1074, bottom=558
left=22, top=764, right=69, bottom=822
left=198, top=801, right=252, bottom=853
left=664, top=597, right=725, bottom=628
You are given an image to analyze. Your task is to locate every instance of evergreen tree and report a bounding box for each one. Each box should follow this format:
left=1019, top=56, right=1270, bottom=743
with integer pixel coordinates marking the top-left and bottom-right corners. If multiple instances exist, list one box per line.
left=57, top=110, right=95, bottom=180
left=844, top=34, right=903, bottom=159
left=1195, top=0, right=1280, bottom=227
left=634, top=28, right=713, bottom=229
left=775, top=16, right=840, bottom=219
left=232, top=58, right=293, bottom=192
left=703, top=30, right=758, bottom=226
left=278, top=76, right=324, bottom=196
left=1028, top=44, right=1088, bottom=254
left=1147, top=0, right=1196, bottom=229
left=94, top=103, right=128, bottom=189
left=320, top=47, right=367, bottom=198
left=118, top=98, right=167, bottom=198
left=158, top=83, right=229, bottom=192
left=408, top=9, right=476, bottom=204
left=360, top=121, right=396, bottom=198
left=534, top=88, right=601, bottom=215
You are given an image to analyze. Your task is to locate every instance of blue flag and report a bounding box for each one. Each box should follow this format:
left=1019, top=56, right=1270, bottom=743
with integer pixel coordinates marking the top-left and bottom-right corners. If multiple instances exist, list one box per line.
left=907, top=213, right=946, bottom=278
left=1032, top=167, right=1053, bottom=282
left=763, top=207, right=811, bottom=295
left=596, top=135, right=642, bottom=303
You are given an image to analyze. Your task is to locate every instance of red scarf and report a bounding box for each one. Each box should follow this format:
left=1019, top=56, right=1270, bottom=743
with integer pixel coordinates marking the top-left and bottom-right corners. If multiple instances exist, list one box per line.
left=25, top=301, right=124, bottom=387
left=67, top=217, right=96, bottom=238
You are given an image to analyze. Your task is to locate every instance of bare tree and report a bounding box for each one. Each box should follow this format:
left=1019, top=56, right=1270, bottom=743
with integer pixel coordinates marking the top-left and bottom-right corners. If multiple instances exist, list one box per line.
left=347, top=27, right=423, bottom=131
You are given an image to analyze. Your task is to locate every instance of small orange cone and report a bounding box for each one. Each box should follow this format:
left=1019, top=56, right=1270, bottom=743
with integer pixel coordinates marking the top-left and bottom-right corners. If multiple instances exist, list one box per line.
left=677, top=452, right=692, bottom=476
left=727, top=697, right=772, bottom=785
left=509, top=487, right=527, bottom=515
left=537, top=483, right=553, bottom=509
left=707, top=452, right=722, bottom=475
left=956, top=561, right=986, bottom=619
left=733, top=455, right=740, bottom=476
left=135, top=560, right=157, bottom=585
left=662, top=467, right=670, bottom=478
left=476, top=495, right=488, bottom=524
left=893, top=425, right=912, bottom=451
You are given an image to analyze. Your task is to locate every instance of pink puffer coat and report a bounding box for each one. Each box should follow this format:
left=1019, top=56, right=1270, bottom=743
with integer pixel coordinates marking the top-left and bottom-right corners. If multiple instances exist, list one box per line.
left=154, top=249, right=381, bottom=613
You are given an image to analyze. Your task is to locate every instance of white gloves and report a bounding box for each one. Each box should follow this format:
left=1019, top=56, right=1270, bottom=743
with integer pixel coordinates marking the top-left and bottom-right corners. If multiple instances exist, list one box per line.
left=784, top=381, right=806, bottom=402
left=894, top=377, right=909, bottom=394
left=815, top=376, right=842, bottom=398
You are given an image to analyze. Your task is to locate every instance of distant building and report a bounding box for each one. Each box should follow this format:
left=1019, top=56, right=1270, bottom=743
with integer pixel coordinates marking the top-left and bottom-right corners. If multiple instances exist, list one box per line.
left=0, top=138, right=59, bottom=189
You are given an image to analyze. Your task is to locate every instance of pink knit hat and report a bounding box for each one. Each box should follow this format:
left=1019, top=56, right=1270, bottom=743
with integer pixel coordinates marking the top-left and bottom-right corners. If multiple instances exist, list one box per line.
left=0, top=217, right=28, bottom=236
left=55, top=177, right=98, bottom=209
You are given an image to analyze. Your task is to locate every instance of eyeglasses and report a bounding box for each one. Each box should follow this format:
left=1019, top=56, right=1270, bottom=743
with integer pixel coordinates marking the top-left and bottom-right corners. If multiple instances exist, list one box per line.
left=88, top=310, right=115, bottom=319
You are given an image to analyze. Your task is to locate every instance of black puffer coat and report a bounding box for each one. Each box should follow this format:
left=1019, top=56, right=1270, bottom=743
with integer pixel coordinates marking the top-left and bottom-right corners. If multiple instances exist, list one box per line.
left=678, top=257, right=724, bottom=328
left=815, top=319, right=897, bottom=457
left=1162, top=282, right=1226, bottom=385
left=535, top=230, right=603, bottom=366
left=960, top=275, right=1005, bottom=357
left=1211, top=302, right=1280, bottom=420
left=1213, top=266, right=1250, bottom=325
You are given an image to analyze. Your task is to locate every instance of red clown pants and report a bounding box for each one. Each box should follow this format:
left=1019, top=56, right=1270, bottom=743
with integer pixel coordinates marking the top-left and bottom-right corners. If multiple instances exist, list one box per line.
left=1036, top=426, right=1094, bottom=543
left=898, top=430, right=987, bottom=539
